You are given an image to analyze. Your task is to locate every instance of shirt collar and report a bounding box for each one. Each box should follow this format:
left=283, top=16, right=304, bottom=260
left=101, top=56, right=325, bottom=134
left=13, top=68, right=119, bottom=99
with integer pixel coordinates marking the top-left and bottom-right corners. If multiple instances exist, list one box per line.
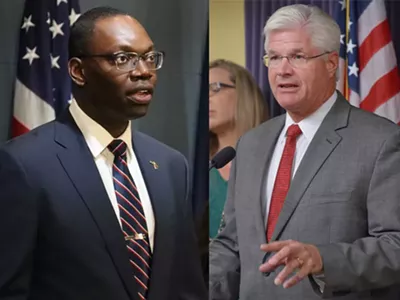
left=284, top=91, right=337, bottom=141
left=69, top=99, right=133, bottom=158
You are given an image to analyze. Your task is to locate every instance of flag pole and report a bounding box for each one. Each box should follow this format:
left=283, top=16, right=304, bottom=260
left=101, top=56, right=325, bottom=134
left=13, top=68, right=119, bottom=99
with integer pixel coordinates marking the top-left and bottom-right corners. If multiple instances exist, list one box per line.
left=344, top=0, right=350, bottom=100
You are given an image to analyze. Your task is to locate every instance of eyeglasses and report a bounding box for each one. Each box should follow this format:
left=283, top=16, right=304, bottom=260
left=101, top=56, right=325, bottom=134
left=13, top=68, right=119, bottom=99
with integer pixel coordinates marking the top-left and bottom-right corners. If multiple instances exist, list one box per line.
left=78, top=50, right=165, bottom=71
left=263, top=52, right=332, bottom=68
left=209, top=82, right=235, bottom=96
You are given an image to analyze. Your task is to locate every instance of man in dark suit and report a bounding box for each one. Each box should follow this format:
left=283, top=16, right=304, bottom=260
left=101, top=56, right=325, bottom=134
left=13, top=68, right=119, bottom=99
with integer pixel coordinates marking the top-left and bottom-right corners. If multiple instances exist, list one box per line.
left=0, top=7, right=206, bottom=300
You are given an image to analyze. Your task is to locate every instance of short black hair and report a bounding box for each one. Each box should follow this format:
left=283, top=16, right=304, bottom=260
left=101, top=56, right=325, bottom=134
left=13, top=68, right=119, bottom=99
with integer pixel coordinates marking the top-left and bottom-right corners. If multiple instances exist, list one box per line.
left=68, top=6, right=130, bottom=58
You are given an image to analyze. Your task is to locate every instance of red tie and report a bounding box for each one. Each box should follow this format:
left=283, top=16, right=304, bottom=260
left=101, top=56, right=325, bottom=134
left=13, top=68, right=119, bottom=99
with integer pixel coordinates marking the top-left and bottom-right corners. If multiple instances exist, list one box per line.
left=266, top=124, right=302, bottom=241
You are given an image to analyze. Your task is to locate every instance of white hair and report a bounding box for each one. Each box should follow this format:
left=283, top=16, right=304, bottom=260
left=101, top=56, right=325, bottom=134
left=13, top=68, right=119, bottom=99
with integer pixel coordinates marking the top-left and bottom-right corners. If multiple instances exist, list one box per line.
left=263, top=4, right=340, bottom=55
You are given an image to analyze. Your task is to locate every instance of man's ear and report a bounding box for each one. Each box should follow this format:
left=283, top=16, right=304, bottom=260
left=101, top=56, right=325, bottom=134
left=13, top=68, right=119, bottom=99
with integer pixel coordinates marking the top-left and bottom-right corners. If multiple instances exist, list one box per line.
left=68, top=57, right=86, bottom=86
left=326, top=51, right=339, bottom=79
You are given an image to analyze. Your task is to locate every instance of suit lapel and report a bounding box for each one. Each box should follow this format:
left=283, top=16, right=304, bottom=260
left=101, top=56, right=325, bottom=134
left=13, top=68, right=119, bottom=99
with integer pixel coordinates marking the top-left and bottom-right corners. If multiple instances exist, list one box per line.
left=248, top=116, right=285, bottom=245
left=131, top=132, right=174, bottom=300
left=270, top=94, right=350, bottom=241
left=54, top=112, right=140, bottom=300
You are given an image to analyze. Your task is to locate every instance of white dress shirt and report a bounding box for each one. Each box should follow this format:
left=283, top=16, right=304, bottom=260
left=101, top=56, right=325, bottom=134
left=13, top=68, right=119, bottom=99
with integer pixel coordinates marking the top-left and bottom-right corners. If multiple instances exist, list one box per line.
left=264, top=91, right=337, bottom=224
left=69, top=100, right=155, bottom=252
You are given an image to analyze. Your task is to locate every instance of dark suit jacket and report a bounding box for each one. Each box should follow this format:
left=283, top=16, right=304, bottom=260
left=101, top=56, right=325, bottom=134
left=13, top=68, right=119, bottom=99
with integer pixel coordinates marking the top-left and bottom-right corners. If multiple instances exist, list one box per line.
left=0, top=112, right=206, bottom=300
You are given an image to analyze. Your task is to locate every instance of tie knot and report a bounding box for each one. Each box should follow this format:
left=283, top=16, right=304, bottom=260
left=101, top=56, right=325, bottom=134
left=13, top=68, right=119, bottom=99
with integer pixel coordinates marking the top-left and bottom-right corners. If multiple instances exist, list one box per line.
left=108, top=139, right=127, bottom=158
left=286, top=124, right=302, bottom=138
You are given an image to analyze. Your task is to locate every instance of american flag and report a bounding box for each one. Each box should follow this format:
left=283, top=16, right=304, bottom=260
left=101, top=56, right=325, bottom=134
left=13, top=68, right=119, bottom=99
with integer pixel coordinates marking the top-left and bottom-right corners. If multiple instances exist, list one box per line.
left=12, top=0, right=80, bottom=137
left=335, top=0, right=400, bottom=124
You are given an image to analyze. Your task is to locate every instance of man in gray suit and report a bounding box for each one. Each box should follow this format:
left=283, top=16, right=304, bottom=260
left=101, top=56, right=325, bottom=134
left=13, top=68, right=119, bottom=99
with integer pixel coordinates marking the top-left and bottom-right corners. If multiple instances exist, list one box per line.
left=210, top=4, right=400, bottom=300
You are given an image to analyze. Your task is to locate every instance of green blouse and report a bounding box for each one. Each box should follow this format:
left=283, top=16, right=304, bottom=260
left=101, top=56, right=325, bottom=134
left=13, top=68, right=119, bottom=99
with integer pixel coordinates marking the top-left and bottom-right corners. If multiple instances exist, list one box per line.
left=209, top=168, right=228, bottom=238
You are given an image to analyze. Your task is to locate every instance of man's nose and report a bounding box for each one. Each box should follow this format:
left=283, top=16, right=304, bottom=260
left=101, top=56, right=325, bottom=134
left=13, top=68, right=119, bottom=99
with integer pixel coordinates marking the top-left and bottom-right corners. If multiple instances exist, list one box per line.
left=276, top=57, right=294, bottom=76
left=130, top=60, right=152, bottom=79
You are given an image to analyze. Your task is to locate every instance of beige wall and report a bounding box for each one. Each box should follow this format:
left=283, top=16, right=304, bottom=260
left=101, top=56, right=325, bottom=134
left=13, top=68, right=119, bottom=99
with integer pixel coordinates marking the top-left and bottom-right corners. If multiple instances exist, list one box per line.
left=209, top=0, right=245, bottom=66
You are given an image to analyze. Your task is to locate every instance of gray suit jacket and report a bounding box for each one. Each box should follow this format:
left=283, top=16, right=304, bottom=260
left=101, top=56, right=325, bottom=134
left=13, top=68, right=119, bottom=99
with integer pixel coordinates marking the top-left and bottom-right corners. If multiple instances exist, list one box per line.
left=210, top=93, right=400, bottom=300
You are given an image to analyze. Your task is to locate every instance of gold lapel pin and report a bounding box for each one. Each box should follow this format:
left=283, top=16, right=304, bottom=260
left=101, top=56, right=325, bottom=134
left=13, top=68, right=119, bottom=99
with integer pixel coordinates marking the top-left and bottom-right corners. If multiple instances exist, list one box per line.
left=149, top=160, right=159, bottom=170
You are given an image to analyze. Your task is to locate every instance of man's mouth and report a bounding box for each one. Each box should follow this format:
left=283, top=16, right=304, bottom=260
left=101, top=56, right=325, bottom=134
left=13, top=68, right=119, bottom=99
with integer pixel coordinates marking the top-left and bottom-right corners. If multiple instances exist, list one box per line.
left=278, top=83, right=299, bottom=88
left=127, top=87, right=154, bottom=103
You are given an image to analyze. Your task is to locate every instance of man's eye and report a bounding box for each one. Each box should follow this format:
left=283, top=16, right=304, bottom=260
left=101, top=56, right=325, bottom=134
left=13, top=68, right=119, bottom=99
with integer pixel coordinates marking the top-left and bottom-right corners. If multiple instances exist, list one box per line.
left=114, top=54, right=130, bottom=64
left=146, top=53, right=156, bottom=62
left=270, top=56, right=279, bottom=61
left=292, top=54, right=305, bottom=60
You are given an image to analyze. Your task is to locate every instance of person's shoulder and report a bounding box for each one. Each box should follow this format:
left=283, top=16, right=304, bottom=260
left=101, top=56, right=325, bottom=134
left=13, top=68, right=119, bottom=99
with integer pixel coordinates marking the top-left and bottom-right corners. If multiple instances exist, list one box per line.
left=1, top=121, right=56, bottom=159
left=0, top=121, right=57, bottom=177
left=348, top=105, right=400, bottom=137
left=239, top=115, right=285, bottom=143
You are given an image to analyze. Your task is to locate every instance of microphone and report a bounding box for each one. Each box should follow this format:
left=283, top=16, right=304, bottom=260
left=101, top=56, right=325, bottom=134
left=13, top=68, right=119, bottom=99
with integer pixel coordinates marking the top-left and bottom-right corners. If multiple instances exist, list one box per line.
left=209, top=146, right=236, bottom=171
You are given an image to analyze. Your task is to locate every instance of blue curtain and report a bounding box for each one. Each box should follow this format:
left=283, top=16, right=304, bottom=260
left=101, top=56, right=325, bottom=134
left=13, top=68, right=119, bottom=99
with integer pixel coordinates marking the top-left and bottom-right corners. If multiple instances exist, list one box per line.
left=192, top=25, right=209, bottom=220
left=192, top=24, right=209, bottom=283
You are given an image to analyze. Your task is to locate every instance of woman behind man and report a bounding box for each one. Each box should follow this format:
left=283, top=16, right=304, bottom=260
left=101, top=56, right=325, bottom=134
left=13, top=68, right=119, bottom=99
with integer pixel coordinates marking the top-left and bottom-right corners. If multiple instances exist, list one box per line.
left=209, top=59, right=268, bottom=239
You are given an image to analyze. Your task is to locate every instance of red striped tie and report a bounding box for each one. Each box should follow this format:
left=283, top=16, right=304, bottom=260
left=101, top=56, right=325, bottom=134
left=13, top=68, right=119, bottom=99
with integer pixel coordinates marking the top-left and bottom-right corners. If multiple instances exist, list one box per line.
left=108, top=139, right=151, bottom=300
left=266, top=124, right=302, bottom=241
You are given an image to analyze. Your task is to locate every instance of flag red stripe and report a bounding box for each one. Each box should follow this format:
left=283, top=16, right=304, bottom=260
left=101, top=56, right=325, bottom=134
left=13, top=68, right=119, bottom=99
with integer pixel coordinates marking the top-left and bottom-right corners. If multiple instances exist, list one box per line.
left=359, top=19, right=391, bottom=72
left=360, top=67, right=400, bottom=112
left=12, top=118, right=29, bottom=137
